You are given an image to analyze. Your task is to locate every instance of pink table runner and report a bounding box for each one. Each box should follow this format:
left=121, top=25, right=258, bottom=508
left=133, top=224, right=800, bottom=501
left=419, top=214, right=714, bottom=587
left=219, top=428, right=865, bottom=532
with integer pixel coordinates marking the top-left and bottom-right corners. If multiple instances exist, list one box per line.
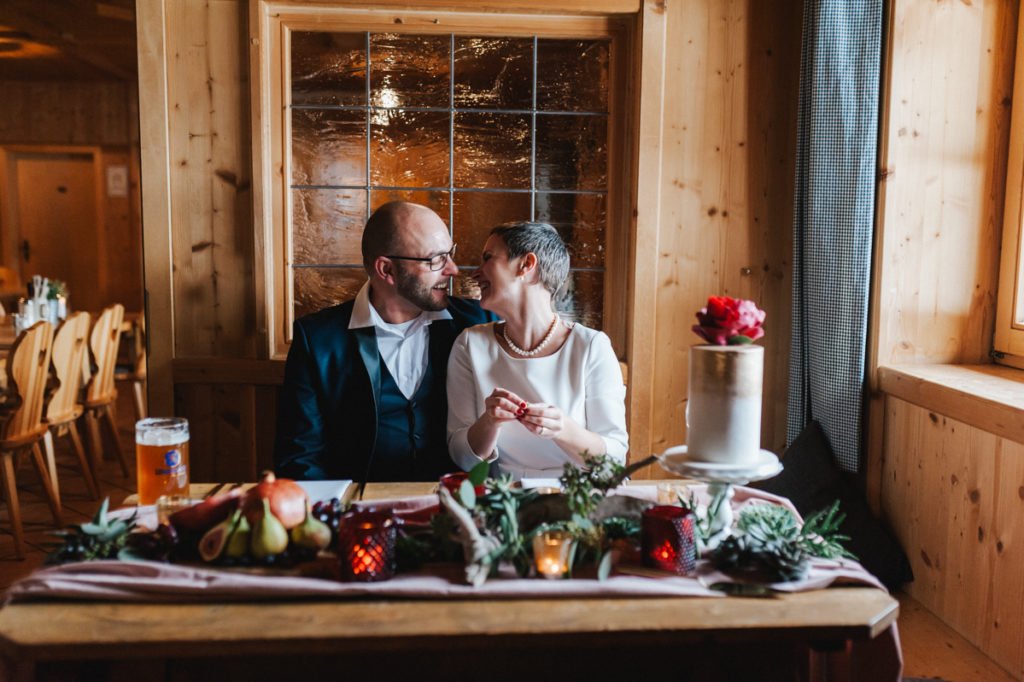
left=1, top=484, right=903, bottom=680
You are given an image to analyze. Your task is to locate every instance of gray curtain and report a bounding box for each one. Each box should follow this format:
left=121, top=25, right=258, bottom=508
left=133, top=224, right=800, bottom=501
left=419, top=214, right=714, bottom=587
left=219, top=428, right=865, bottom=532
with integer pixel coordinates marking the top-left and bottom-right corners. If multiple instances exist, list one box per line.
left=787, top=0, right=883, bottom=472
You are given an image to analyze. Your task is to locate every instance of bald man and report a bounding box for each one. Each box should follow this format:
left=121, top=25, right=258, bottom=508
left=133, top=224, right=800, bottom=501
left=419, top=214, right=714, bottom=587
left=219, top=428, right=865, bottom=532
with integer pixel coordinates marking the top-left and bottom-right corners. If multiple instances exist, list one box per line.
left=274, top=202, right=496, bottom=482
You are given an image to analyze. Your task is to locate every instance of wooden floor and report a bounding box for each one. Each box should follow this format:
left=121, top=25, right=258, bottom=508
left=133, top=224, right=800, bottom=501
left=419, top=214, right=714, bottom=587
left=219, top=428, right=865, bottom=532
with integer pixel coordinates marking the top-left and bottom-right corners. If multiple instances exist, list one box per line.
left=0, top=396, right=1018, bottom=681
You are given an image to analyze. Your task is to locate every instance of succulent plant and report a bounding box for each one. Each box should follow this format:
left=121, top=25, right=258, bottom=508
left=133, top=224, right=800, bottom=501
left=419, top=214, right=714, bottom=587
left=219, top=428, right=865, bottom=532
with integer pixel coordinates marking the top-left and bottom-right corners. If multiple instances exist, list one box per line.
left=46, top=498, right=138, bottom=564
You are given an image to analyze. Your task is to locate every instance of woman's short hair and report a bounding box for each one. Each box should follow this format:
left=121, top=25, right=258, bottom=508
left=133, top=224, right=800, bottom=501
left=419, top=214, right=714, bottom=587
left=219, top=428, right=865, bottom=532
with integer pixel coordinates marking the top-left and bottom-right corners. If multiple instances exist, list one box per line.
left=490, top=221, right=570, bottom=296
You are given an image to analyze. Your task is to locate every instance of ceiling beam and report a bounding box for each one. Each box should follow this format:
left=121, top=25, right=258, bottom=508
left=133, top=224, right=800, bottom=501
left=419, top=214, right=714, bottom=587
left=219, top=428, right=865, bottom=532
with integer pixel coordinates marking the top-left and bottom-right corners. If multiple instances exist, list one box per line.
left=0, top=4, right=134, bottom=80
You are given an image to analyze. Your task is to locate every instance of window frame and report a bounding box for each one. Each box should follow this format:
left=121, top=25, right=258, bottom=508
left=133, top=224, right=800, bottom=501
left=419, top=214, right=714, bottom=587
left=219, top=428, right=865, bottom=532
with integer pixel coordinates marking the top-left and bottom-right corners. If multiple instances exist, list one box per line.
left=250, top=2, right=637, bottom=360
left=995, top=14, right=1024, bottom=369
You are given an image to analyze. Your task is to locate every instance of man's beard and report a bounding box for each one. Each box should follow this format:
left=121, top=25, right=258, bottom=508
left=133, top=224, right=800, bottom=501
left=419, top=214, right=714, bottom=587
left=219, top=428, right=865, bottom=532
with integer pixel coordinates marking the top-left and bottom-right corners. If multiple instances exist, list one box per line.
left=395, top=267, right=449, bottom=311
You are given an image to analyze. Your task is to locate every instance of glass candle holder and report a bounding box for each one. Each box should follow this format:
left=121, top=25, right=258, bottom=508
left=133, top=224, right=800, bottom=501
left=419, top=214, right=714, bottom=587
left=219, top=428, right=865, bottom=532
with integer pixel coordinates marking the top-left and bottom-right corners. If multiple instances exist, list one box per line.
left=439, top=471, right=485, bottom=497
left=532, top=530, right=575, bottom=579
left=155, top=494, right=194, bottom=525
left=337, top=510, right=396, bottom=582
left=641, top=505, right=697, bottom=575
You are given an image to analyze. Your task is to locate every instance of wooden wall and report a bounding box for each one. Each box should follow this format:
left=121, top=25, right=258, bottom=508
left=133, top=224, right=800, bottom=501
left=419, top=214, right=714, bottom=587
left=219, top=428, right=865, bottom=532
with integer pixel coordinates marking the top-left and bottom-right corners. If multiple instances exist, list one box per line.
left=869, top=0, right=1023, bottom=674
left=870, top=0, right=1016, bottom=374
left=882, top=397, right=1024, bottom=678
left=0, top=80, right=143, bottom=312
left=644, top=0, right=799, bottom=460
left=141, top=0, right=801, bottom=480
left=0, top=81, right=135, bottom=147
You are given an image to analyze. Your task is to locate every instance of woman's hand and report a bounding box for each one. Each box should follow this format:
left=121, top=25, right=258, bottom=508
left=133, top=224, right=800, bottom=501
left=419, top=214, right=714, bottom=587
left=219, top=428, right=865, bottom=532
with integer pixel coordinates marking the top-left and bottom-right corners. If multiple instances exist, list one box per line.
left=481, top=388, right=527, bottom=425
left=467, top=387, right=526, bottom=458
left=519, top=402, right=608, bottom=463
left=517, top=403, right=566, bottom=440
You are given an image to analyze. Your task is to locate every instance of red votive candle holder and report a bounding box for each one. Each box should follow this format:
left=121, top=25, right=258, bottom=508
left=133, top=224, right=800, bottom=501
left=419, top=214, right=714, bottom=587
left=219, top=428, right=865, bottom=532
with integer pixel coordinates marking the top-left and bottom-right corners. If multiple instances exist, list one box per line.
left=641, top=505, right=696, bottom=575
left=337, top=510, right=396, bottom=582
left=439, top=471, right=485, bottom=497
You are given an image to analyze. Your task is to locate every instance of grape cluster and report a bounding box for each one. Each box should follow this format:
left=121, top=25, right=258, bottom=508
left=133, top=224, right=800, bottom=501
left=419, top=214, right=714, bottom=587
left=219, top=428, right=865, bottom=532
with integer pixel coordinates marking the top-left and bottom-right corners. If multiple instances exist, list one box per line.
left=311, top=498, right=345, bottom=545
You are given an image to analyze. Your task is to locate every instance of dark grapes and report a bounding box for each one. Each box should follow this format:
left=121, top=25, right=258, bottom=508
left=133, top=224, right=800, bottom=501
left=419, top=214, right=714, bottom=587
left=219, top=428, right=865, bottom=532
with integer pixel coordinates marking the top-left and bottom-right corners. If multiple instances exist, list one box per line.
left=311, top=498, right=344, bottom=545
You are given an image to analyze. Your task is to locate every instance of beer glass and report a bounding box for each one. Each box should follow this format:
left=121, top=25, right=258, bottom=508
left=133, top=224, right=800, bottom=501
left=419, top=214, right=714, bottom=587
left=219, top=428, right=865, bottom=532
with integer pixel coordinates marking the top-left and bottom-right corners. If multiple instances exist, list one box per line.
left=135, top=418, right=190, bottom=505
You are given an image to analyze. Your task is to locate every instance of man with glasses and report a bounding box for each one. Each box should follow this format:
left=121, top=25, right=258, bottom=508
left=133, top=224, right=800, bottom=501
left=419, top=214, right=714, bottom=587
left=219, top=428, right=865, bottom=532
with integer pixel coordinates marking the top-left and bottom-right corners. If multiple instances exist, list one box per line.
left=275, top=201, right=496, bottom=482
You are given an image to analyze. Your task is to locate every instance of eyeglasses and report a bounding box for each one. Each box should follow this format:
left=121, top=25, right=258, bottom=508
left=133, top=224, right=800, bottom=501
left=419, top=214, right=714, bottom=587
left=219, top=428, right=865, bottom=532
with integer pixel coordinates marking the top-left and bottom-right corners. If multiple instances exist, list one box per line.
left=386, top=244, right=457, bottom=271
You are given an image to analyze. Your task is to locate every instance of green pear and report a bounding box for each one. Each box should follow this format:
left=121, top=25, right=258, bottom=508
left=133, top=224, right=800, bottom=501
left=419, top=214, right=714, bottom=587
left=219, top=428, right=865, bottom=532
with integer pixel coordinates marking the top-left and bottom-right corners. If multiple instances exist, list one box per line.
left=290, top=503, right=332, bottom=551
left=250, top=498, right=289, bottom=559
left=225, top=510, right=251, bottom=559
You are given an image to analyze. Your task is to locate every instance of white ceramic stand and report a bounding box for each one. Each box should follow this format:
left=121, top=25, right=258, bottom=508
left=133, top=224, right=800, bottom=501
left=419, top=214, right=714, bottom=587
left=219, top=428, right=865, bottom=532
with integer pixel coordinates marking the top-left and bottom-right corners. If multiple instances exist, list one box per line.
left=657, top=445, right=783, bottom=549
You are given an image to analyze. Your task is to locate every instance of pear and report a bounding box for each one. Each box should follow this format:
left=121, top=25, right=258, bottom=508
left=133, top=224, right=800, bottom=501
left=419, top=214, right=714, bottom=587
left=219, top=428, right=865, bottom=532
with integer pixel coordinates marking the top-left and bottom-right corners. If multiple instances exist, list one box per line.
left=290, top=503, right=332, bottom=551
left=250, top=498, right=289, bottom=559
left=224, top=510, right=251, bottom=559
left=198, top=511, right=238, bottom=562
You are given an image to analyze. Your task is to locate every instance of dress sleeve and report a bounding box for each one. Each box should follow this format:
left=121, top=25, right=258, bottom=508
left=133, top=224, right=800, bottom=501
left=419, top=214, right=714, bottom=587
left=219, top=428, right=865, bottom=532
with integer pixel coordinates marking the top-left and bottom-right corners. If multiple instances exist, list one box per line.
left=584, top=331, right=629, bottom=464
left=446, top=329, right=497, bottom=470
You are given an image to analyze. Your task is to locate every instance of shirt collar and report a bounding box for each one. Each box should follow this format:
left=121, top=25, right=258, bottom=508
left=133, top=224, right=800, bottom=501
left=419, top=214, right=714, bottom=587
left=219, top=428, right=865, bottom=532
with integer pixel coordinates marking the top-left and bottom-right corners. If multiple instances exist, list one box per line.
left=348, top=281, right=452, bottom=333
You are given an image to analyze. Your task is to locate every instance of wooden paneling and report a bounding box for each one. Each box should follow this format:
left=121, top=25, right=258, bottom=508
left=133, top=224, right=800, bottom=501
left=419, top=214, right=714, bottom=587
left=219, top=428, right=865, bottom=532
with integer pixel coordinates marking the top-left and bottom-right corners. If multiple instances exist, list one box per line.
left=175, top=381, right=277, bottom=483
left=878, top=364, right=1024, bottom=446
left=881, top=397, right=1024, bottom=677
left=867, top=0, right=1018, bottom=522
left=165, top=0, right=256, bottom=359
left=643, top=0, right=800, bottom=465
left=0, top=82, right=134, bottom=146
left=870, top=0, right=1017, bottom=375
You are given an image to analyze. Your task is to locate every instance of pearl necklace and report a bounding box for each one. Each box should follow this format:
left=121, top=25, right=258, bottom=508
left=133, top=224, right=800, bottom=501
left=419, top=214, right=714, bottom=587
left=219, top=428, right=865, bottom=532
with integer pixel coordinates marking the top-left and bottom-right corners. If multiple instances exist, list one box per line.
left=503, top=315, right=560, bottom=357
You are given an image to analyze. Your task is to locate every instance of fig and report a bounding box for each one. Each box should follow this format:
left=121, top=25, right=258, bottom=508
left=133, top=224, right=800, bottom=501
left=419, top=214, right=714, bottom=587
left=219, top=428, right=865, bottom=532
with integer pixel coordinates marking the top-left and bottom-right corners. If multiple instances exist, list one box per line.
left=250, top=498, right=289, bottom=559
left=242, top=471, right=307, bottom=530
left=225, top=512, right=251, bottom=559
left=168, top=489, right=242, bottom=535
left=198, top=511, right=238, bottom=562
left=290, top=503, right=332, bottom=551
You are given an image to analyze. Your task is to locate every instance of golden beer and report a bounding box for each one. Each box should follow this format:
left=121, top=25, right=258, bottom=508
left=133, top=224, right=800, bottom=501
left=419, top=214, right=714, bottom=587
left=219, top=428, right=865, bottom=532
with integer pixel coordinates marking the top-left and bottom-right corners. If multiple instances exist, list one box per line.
left=135, top=418, right=190, bottom=505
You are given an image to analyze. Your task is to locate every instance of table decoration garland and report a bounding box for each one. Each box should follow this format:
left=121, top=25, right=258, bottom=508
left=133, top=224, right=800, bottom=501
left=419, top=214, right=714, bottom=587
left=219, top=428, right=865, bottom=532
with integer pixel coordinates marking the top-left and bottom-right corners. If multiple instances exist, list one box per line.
left=40, top=454, right=854, bottom=589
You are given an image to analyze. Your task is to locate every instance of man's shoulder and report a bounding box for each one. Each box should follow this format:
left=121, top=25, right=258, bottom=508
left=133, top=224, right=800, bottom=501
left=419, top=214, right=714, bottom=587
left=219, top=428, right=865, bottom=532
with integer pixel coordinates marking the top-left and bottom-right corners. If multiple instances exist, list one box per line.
left=293, top=300, right=357, bottom=342
left=446, top=297, right=497, bottom=325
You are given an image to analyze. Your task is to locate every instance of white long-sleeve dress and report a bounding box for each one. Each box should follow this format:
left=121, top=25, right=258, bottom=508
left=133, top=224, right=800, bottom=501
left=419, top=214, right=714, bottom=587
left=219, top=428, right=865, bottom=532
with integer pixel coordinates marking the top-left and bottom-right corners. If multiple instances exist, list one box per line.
left=446, top=321, right=628, bottom=479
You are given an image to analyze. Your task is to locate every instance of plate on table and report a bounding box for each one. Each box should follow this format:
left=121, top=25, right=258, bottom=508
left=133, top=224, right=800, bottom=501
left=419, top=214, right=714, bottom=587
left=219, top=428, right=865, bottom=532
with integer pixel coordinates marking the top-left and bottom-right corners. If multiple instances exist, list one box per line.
left=298, top=480, right=352, bottom=505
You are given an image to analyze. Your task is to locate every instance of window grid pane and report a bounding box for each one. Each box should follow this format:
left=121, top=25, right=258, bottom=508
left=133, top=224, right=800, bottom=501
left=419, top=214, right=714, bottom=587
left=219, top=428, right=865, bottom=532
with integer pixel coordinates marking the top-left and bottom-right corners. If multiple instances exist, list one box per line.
left=289, top=31, right=609, bottom=328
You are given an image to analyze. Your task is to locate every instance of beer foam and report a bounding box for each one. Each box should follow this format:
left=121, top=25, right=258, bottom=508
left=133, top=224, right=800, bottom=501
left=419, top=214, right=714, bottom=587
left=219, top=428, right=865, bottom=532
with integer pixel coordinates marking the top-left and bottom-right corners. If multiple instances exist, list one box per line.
left=136, top=430, right=188, bottom=447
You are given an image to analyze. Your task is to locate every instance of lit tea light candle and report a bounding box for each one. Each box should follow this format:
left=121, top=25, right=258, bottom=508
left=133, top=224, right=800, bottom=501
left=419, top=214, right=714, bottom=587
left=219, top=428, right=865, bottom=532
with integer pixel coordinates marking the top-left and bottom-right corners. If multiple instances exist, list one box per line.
left=641, top=505, right=696, bottom=575
left=532, top=530, right=574, bottom=579
left=337, top=510, right=396, bottom=582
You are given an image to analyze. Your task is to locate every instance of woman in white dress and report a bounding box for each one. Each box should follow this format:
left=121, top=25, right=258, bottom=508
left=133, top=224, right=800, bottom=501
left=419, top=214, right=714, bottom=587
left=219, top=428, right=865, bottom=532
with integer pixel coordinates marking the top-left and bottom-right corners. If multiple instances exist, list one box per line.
left=446, top=222, right=628, bottom=479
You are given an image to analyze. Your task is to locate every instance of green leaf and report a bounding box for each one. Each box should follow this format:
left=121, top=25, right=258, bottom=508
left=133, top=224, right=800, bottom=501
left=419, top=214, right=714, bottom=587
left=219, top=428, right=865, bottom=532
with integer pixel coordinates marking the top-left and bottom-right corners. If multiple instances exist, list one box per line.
left=98, top=520, right=128, bottom=543
left=468, top=460, right=489, bottom=487
left=727, top=335, right=754, bottom=345
left=457, top=479, right=476, bottom=509
left=91, top=498, right=111, bottom=526
left=80, top=522, right=106, bottom=536
left=597, top=550, right=614, bottom=582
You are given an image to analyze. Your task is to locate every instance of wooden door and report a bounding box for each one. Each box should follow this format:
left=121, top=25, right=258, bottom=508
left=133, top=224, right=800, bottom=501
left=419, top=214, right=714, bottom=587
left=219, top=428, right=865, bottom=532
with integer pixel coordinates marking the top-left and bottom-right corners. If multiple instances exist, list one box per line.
left=11, top=152, right=100, bottom=312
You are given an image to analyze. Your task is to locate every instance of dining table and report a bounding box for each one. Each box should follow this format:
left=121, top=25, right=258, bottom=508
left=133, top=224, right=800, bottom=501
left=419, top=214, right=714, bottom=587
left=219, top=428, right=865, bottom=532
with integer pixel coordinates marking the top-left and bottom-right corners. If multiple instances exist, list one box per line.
left=0, top=481, right=901, bottom=681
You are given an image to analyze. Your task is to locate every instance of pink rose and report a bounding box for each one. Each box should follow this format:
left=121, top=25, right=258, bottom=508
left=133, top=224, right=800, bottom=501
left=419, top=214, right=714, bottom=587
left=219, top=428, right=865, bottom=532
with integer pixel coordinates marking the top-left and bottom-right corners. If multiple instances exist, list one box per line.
left=692, top=296, right=765, bottom=345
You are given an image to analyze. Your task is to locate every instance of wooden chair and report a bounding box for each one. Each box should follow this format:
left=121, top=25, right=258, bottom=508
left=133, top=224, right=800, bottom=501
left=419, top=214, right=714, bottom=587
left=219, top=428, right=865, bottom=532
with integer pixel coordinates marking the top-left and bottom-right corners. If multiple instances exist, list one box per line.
left=44, top=312, right=99, bottom=500
left=114, top=314, right=147, bottom=421
left=0, top=321, right=62, bottom=558
left=82, top=304, right=131, bottom=477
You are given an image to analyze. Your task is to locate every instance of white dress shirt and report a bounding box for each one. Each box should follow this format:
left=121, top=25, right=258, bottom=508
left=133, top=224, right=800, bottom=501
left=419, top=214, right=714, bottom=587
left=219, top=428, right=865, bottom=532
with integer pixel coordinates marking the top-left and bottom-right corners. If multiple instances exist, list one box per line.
left=348, top=282, right=452, bottom=399
left=446, top=322, right=628, bottom=479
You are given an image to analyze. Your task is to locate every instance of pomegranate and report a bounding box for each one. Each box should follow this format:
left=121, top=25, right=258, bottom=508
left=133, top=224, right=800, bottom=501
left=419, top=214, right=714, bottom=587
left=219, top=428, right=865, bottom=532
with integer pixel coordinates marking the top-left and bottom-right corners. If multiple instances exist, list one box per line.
left=242, top=471, right=307, bottom=529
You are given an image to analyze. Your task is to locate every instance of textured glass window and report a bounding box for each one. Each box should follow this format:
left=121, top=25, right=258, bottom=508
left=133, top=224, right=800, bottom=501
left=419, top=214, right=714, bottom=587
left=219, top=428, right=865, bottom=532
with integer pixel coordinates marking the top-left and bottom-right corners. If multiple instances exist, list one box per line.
left=289, top=31, right=610, bottom=328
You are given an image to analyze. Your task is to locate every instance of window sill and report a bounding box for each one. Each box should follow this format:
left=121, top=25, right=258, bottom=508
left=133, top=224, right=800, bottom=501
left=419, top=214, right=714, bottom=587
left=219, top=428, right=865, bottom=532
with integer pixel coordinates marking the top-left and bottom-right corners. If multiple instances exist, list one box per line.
left=877, top=364, right=1024, bottom=444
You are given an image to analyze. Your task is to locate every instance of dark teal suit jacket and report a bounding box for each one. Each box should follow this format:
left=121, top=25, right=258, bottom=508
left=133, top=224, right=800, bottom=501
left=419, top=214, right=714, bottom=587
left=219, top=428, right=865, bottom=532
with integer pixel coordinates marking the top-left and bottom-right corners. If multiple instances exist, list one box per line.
left=273, top=297, right=495, bottom=481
